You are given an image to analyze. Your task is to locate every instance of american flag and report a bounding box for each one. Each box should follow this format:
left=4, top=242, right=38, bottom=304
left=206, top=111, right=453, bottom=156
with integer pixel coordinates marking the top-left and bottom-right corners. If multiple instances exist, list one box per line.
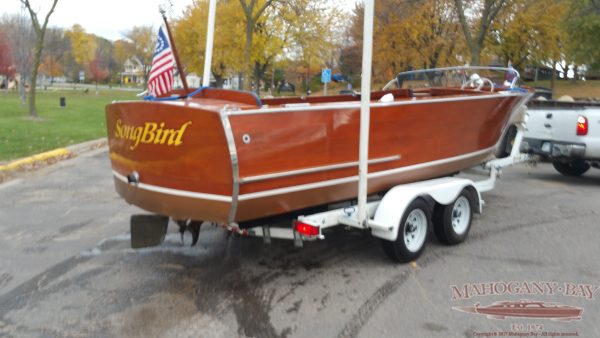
left=147, top=26, right=174, bottom=97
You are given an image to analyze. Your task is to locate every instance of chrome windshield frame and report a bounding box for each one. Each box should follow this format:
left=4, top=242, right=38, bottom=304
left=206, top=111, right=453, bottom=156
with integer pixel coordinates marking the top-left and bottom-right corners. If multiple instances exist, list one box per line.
left=383, top=66, right=521, bottom=91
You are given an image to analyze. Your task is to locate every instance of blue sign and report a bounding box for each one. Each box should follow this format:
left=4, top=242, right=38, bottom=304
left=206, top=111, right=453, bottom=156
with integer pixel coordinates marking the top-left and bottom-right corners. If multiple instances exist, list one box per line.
left=321, top=68, right=331, bottom=84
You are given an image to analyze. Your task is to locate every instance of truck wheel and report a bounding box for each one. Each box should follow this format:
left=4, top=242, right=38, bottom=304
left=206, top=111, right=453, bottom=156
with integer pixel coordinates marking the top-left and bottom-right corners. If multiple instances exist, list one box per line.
left=552, top=160, right=590, bottom=176
left=433, top=189, right=475, bottom=245
left=382, top=198, right=430, bottom=263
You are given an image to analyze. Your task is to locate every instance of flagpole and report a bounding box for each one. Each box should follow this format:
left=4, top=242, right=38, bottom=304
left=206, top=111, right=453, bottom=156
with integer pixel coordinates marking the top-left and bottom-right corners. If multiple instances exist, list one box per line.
left=357, top=0, right=374, bottom=227
left=202, top=0, right=216, bottom=87
left=160, top=10, right=189, bottom=95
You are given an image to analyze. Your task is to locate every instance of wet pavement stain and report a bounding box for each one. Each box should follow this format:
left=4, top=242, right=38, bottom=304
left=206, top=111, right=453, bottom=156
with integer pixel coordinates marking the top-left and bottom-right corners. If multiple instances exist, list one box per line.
left=0, top=273, right=13, bottom=291
left=286, top=300, right=302, bottom=314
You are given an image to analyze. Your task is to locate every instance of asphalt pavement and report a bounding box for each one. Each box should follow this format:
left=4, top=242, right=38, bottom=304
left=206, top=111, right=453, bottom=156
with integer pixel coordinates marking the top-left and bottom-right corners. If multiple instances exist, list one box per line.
left=0, top=148, right=599, bottom=338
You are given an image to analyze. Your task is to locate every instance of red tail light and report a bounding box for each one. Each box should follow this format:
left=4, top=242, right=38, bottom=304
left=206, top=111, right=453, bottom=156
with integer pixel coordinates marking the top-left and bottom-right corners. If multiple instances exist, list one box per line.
left=294, top=221, right=320, bottom=237
left=577, top=116, right=588, bottom=136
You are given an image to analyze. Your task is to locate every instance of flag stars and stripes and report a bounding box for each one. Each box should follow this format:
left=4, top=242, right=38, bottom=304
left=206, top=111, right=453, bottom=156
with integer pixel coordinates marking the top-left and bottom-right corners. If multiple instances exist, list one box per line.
left=147, top=26, right=174, bottom=97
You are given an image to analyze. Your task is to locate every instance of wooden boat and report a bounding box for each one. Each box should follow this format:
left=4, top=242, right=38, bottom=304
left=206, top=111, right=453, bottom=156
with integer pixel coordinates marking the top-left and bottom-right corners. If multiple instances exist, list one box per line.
left=105, top=67, right=531, bottom=226
left=454, top=300, right=583, bottom=321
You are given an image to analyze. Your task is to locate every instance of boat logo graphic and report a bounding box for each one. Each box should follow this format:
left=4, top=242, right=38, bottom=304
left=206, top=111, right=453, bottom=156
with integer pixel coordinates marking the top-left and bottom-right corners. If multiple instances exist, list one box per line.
left=453, top=299, right=583, bottom=321
left=114, top=119, right=192, bottom=150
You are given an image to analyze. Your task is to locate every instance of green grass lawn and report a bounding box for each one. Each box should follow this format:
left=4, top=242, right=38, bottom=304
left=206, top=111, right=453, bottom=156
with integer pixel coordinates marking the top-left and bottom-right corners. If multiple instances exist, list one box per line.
left=0, top=89, right=137, bottom=161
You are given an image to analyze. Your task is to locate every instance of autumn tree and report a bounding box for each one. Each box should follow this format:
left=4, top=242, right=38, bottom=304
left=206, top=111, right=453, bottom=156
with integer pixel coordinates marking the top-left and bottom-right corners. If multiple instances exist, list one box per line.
left=564, top=0, right=600, bottom=72
left=89, top=57, right=109, bottom=93
left=0, top=30, right=15, bottom=87
left=20, top=0, right=59, bottom=118
left=65, top=24, right=96, bottom=82
left=95, top=37, right=114, bottom=84
left=488, top=0, right=567, bottom=72
left=39, top=55, right=63, bottom=83
left=339, top=3, right=364, bottom=86
left=0, top=14, right=35, bottom=105
left=113, top=39, right=135, bottom=82
left=123, top=25, right=155, bottom=86
left=343, top=0, right=462, bottom=85
left=175, top=0, right=244, bottom=87
left=283, top=0, right=345, bottom=92
left=454, top=0, right=508, bottom=65
left=39, top=27, right=68, bottom=84
left=239, top=0, right=277, bottom=90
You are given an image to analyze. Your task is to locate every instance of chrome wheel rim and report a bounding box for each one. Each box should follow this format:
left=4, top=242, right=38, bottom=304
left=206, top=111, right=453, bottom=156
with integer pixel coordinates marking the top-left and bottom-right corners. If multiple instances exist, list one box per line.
left=451, top=196, right=471, bottom=235
left=403, top=209, right=427, bottom=252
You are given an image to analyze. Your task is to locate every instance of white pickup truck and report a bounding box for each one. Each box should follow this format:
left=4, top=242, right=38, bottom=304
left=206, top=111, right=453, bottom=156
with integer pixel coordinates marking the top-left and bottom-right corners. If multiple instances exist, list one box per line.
left=521, top=100, right=600, bottom=176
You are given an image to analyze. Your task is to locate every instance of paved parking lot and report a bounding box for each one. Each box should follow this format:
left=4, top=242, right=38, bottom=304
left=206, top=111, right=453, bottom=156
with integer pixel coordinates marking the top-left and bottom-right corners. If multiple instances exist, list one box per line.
left=1, top=148, right=599, bottom=337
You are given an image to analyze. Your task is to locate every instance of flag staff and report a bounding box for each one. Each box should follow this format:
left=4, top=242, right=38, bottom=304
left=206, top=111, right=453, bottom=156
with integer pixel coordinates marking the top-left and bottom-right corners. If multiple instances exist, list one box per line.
left=357, top=0, right=374, bottom=227
left=202, top=0, right=217, bottom=87
left=160, top=8, right=189, bottom=95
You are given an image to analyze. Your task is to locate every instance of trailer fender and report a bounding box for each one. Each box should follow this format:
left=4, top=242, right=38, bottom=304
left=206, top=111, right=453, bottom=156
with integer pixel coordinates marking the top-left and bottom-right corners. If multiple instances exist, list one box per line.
left=371, top=177, right=480, bottom=241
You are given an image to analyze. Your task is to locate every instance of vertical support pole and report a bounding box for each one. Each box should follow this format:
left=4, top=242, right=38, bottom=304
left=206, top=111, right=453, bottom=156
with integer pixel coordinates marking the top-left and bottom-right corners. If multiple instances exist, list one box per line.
left=203, top=0, right=217, bottom=87
left=161, top=12, right=189, bottom=94
left=357, top=0, right=374, bottom=227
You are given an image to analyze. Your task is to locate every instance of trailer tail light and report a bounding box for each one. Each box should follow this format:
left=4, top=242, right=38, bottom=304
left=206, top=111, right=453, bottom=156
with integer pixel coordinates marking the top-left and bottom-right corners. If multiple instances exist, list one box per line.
left=294, top=221, right=320, bottom=237
left=577, top=116, right=588, bottom=136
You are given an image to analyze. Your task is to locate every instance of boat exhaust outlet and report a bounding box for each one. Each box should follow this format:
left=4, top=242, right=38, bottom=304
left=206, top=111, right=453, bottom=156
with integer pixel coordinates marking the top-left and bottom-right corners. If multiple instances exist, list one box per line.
left=127, top=171, right=140, bottom=185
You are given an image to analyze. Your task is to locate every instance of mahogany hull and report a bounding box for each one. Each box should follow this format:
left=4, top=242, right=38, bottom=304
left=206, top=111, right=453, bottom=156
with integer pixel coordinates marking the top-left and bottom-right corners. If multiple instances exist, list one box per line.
left=105, top=89, right=528, bottom=223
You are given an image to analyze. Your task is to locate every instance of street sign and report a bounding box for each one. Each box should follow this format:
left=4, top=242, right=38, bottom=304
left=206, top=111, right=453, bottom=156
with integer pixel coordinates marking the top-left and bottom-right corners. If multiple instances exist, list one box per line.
left=79, top=71, right=85, bottom=82
left=321, top=68, right=331, bottom=84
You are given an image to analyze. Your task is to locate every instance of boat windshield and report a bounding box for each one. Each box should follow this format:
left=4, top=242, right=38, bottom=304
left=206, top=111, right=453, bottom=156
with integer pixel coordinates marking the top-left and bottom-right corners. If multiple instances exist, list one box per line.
left=382, top=66, right=521, bottom=92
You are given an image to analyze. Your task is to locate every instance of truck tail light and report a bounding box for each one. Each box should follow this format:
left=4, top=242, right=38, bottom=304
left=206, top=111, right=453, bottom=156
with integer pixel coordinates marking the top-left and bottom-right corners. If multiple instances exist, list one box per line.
left=576, top=116, right=588, bottom=136
left=294, top=221, right=320, bottom=237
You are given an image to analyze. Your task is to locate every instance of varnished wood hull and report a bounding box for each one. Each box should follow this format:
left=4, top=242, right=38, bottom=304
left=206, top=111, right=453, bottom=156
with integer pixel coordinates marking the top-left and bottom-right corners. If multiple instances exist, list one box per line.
left=105, top=88, right=529, bottom=224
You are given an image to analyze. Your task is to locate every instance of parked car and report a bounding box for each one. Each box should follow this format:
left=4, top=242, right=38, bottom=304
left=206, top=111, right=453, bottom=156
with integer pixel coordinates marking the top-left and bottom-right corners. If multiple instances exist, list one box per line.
left=277, top=81, right=295, bottom=94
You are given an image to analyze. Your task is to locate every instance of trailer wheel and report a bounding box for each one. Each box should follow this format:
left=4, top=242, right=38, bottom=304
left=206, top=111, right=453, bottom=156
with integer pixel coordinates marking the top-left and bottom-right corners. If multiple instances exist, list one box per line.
left=552, top=160, right=590, bottom=176
left=433, top=188, right=474, bottom=245
left=382, top=198, right=430, bottom=263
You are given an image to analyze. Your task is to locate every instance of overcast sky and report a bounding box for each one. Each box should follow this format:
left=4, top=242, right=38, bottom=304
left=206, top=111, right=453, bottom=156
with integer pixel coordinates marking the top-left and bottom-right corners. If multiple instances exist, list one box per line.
left=1, top=0, right=359, bottom=41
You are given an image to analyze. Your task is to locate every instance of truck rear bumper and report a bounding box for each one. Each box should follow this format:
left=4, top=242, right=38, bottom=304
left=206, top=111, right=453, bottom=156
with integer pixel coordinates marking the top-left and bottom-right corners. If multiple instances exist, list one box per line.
left=521, top=138, right=586, bottom=158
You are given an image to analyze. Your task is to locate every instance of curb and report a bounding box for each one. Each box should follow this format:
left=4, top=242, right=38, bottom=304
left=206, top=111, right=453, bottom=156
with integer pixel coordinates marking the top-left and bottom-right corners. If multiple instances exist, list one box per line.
left=0, top=148, right=72, bottom=172
left=0, top=138, right=107, bottom=173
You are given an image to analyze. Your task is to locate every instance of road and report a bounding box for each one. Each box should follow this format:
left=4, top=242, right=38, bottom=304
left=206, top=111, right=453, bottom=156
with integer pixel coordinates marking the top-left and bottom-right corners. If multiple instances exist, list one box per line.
left=1, top=148, right=599, bottom=338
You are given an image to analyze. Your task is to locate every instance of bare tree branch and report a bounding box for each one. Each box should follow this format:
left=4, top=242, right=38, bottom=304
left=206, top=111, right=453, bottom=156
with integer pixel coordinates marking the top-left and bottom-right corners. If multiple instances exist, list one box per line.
left=19, top=0, right=60, bottom=117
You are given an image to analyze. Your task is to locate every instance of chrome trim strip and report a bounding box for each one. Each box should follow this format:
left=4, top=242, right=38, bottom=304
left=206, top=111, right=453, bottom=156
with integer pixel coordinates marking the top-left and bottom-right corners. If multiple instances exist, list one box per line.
left=237, top=147, right=494, bottom=201
left=112, top=170, right=232, bottom=202
left=238, top=155, right=401, bottom=184
left=113, top=147, right=493, bottom=204
left=220, top=108, right=240, bottom=223
left=230, top=93, right=523, bottom=116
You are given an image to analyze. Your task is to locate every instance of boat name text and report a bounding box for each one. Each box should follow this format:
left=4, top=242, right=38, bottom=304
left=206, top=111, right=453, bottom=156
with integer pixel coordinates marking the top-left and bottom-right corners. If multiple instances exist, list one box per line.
left=114, top=119, right=192, bottom=150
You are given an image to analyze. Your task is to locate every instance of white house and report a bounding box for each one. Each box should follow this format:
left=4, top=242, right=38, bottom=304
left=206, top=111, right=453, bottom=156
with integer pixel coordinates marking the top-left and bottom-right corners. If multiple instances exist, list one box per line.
left=121, top=57, right=145, bottom=85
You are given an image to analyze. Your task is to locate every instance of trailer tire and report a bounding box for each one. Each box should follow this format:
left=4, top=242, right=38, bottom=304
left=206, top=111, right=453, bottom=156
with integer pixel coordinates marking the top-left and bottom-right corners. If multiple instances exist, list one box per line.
left=382, top=198, right=430, bottom=263
left=433, top=188, right=474, bottom=245
left=552, top=160, right=590, bottom=176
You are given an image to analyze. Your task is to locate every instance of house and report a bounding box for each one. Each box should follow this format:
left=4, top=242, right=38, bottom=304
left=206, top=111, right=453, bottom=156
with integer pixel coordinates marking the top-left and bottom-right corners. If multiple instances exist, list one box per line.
left=121, top=57, right=145, bottom=85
